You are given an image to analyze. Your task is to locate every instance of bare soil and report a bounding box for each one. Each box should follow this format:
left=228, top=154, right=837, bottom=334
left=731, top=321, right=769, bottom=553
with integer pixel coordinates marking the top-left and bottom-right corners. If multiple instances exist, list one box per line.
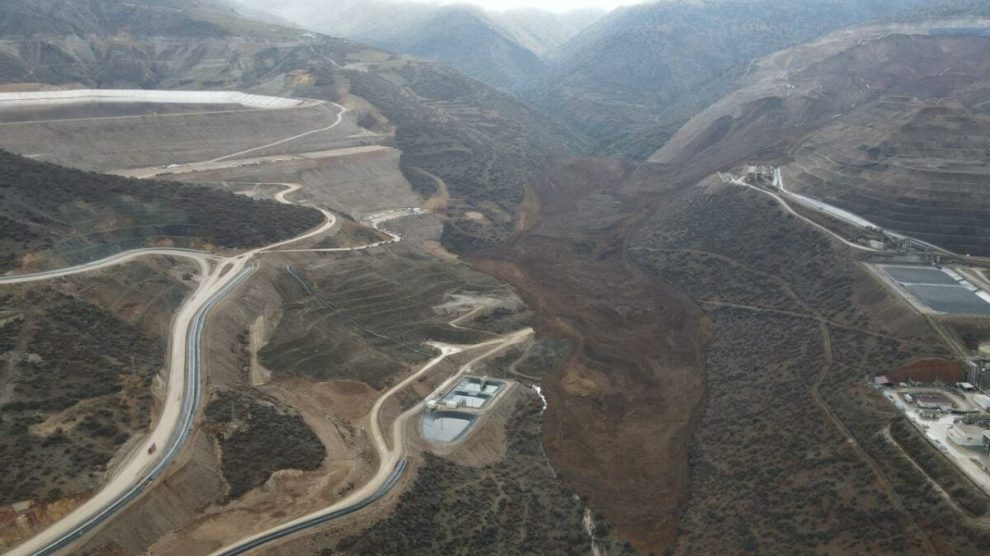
left=472, top=158, right=711, bottom=551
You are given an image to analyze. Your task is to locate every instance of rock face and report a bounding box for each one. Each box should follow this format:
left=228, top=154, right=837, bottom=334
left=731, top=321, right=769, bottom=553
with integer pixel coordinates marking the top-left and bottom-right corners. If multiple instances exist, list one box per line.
left=652, top=25, right=990, bottom=255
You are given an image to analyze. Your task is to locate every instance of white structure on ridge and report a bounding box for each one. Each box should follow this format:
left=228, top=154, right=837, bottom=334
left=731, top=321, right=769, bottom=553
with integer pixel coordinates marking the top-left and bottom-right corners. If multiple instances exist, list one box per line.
left=0, top=89, right=318, bottom=110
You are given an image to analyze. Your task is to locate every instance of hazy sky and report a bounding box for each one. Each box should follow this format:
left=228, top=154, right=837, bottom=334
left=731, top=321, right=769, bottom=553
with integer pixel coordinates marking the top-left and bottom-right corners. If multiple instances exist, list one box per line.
left=433, top=0, right=640, bottom=12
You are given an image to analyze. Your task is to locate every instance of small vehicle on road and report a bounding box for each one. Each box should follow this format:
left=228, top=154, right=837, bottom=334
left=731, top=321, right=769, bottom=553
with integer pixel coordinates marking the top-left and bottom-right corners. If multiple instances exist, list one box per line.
left=148, top=443, right=157, bottom=455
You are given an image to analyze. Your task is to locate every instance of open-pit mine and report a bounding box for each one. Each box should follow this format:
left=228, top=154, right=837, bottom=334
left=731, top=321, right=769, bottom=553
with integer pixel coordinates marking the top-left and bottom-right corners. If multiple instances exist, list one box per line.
left=0, top=87, right=550, bottom=556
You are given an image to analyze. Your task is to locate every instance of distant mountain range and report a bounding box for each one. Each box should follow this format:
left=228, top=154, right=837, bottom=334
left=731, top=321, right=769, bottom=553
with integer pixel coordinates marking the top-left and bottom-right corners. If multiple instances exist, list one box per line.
left=235, top=0, right=990, bottom=161
left=527, top=0, right=990, bottom=158
left=651, top=22, right=990, bottom=255
left=7, top=1, right=990, bottom=554
left=234, top=0, right=604, bottom=93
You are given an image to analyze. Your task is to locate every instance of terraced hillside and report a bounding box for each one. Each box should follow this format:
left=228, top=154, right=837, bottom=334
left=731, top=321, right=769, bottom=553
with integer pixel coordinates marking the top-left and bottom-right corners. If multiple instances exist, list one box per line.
left=785, top=97, right=990, bottom=255
left=0, top=25, right=572, bottom=247
left=530, top=0, right=990, bottom=159
left=345, top=60, right=572, bottom=246
left=7, top=2, right=990, bottom=555
left=290, top=399, right=615, bottom=555
left=261, top=253, right=514, bottom=390
left=651, top=26, right=990, bottom=255
left=0, top=2, right=611, bottom=554
left=164, top=146, right=423, bottom=218
left=54, top=104, right=545, bottom=553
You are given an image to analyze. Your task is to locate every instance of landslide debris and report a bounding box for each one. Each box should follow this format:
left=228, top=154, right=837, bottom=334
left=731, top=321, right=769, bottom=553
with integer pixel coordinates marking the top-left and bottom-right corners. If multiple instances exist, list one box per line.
left=472, top=158, right=710, bottom=551
left=291, top=396, right=633, bottom=555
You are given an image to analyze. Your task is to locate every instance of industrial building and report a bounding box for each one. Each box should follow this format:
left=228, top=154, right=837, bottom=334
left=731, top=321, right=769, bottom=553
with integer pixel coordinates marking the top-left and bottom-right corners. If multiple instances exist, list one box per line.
left=421, top=376, right=510, bottom=444
left=948, top=423, right=989, bottom=447
left=966, top=360, right=990, bottom=394
left=914, top=393, right=956, bottom=411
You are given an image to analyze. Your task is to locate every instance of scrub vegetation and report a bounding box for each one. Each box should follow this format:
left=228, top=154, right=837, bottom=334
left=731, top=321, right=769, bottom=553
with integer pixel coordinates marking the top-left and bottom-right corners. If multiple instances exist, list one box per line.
left=632, top=183, right=989, bottom=554
left=889, top=417, right=990, bottom=517
left=204, top=388, right=326, bottom=499
left=0, top=260, right=193, bottom=508
left=331, top=398, right=630, bottom=555
left=260, top=257, right=515, bottom=390
left=0, top=150, right=323, bottom=271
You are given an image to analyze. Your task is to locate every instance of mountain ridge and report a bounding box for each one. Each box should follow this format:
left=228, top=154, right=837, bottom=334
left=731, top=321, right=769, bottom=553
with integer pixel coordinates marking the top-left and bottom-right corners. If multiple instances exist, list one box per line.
left=529, top=0, right=990, bottom=159
left=234, top=0, right=604, bottom=93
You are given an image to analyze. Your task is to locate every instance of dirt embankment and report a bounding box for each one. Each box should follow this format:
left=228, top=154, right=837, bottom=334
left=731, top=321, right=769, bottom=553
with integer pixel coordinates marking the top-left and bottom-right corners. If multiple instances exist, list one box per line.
left=76, top=260, right=378, bottom=555
left=471, top=158, right=712, bottom=552
left=885, top=359, right=963, bottom=384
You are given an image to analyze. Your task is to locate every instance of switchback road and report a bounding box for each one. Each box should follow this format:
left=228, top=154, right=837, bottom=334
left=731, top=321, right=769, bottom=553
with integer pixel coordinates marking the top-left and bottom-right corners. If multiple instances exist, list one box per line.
left=6, top=134, right=361, bottom=556
left=211, top=327, right=534, bottom=555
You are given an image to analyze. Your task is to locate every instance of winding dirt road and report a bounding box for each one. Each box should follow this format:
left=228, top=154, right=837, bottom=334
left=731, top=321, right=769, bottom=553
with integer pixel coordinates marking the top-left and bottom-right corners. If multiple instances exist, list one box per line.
left=5, top=181, right=337, bottom=556
left=723, top=173, right=880, bottom=252
left=6, top=93, right=482, bottom=556
left=0, top=248, right=216, bottom=284
left=208, top=102, right=349, bottom=164
left=4, top=99, right=360, bottom=556
left=212, top=327, right=534, bottom=555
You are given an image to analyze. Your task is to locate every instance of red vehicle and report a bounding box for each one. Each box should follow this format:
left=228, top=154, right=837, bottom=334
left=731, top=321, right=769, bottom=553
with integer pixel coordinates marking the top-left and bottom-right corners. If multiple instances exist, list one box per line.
left=148, top=443, right=157, bottom=455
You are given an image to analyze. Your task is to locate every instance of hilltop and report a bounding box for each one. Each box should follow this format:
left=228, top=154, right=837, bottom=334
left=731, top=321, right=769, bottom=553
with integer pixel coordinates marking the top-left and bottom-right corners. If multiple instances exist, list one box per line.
left=529, top=0, right=990, bottom=158
left=0, top=150, right=322, bottom=271
left=651, top=23, right=990, bottom=255
left=0, top=0, right=299, bottom=39
left=6, top=1, right=990, bottom=555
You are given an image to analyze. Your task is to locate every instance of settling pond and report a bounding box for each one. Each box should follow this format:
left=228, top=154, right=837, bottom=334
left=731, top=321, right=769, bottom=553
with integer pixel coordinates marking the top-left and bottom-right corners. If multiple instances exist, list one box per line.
left=420, top=377, right=507, bottom=443
left=879, top=264, right=990, bottom=316
left=420, top=411, right=477, bottom=442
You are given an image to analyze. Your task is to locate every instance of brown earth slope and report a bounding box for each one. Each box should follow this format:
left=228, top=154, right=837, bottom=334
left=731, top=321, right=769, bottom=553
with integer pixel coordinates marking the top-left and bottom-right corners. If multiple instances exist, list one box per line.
left=651, top=25, right=990, bottom=255
left=471, top=29, right=990, bottom=545
left=473, top=158, right=710, bottom=551
left=0, top=27, right=574, bottom=250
